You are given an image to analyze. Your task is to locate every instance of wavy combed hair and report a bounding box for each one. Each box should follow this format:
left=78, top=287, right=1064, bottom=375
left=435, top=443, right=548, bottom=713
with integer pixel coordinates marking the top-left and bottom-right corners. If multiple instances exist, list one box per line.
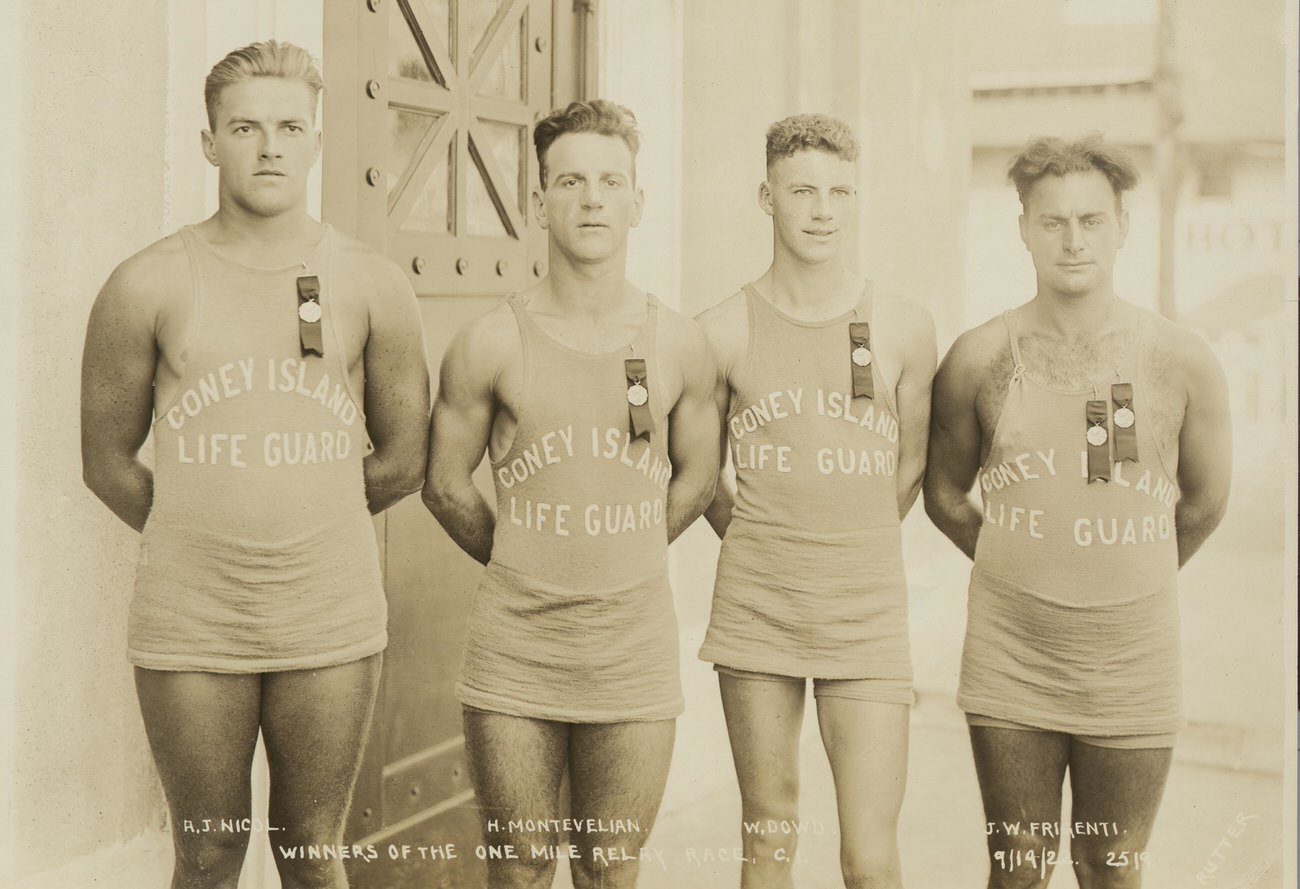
left=204, top=40, right=324, bottom=129
left=533, top=99, right=641, bottom=188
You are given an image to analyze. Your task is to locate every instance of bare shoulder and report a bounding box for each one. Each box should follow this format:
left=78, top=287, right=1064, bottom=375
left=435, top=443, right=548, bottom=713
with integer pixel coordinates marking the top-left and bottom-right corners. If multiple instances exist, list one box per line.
left=1139, top=307, right=1224, bottom=393
left=95, top=232, right=190, bottom=319
left=442, top=299, right=521, bottom=382
left=940, top=312, right=1012, bottom=382
left=333, top=228, right=416, bottom=310
left=875, top=292, right=934, bottom=338
left=658, top=299, right=715, bottom=369
left=692, top=289, right=748, bottom=375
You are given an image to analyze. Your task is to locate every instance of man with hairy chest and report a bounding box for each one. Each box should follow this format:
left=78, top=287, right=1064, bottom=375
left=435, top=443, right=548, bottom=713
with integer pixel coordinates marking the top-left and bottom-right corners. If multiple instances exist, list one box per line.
left=925, top=134, right=1231, bottom=889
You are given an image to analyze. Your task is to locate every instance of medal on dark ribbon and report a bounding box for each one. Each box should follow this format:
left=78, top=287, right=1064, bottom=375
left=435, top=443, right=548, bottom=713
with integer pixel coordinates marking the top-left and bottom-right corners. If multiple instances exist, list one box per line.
left=1111, top=382, right=1138, bottom=462
left=625, top=358, right=654, bottom=439
left=297, top=275, right=324, bottom=357
left=848, top=321, right=874, bottom=399
left=1085, top=399, right=1110, bottom=483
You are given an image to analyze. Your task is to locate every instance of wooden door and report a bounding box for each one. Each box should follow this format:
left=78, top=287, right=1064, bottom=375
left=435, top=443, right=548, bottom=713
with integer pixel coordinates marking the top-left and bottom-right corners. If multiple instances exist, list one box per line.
left=323, top=1, right=585, bottom=884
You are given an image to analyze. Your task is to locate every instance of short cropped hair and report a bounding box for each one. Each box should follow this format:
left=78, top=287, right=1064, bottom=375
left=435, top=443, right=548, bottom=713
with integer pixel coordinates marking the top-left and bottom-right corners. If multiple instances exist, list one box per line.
left=204, top=41, right=325, bottom=129
left=1007, top=134, right=1139, bottom=209
left=533, top=100, right=641, bottom=188
left=765, top=113, right=859, bottom=169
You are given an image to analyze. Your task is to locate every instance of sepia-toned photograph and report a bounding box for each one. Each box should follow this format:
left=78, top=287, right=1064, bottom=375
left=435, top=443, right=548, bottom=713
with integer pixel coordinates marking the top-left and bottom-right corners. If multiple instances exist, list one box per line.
left=3, top=1, right=1295, bottom=888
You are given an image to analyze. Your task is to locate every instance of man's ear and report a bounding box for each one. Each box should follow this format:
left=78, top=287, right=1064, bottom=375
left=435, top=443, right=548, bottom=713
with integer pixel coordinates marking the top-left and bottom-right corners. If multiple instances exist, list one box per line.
left=201, top=130, right=219, bottom=168
left=758, top=180, right=774, bottom=216
left=532, top=188, right=548, bottom=230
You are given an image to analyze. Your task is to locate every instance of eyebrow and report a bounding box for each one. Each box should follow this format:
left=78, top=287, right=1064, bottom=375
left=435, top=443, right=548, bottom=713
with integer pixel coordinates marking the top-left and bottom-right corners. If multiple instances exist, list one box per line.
left=550, top=170, right=630, bottom=182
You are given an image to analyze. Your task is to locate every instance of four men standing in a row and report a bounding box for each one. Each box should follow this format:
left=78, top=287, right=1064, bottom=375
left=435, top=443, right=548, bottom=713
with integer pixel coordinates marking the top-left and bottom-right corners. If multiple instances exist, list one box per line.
left=82, top=40, right=1231, bottom=889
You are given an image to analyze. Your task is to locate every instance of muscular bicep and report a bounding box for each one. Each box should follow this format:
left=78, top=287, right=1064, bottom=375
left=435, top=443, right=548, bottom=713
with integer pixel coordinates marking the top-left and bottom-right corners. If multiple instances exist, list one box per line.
left=925, top=345, right=984, bottom=498
left=363, top=277, right=431, bottom=460
left=895, top=305, right=938, bottom=467
left=81, top=272, right=159, bottom=475
left=668, top=325, right=722, bottom=484
left=425, top=327, right=497, bottom=493
left=1175, top=339, right=1232, bottom=510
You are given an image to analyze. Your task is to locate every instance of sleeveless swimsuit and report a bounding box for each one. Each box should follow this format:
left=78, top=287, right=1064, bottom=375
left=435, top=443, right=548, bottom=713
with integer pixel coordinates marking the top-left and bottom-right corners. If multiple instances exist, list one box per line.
left=457, top=294, right=681, bottom=722
left=129, top=225, right=386, bottom=672
left=958, top=306, right=1182, bottom=737
left=700, top=284, right=913, bottom=691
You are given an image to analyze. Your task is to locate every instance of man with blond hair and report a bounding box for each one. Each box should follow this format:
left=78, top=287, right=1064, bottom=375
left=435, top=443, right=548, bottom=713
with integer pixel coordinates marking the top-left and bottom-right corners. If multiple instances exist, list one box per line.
left=82, top=41, right=429, bottom=889
left=925, top=134, right=1231, bottom=888
left=697, top=113, right=936, bottom=889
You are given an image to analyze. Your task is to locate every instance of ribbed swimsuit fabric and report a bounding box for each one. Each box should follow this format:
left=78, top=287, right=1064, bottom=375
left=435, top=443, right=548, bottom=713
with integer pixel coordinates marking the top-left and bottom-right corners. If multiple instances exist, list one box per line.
left=457, top=294, right=682, bottom=722
left=129, top=225, right=386, bottom=673
left=958, top=307, right=1183, bottom=736
left=699, top=283, right=913, bottom=687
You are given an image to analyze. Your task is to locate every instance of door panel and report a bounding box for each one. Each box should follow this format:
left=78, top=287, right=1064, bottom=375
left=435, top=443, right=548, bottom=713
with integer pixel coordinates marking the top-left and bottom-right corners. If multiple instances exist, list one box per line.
left=324, top=1, right=580, bottom=885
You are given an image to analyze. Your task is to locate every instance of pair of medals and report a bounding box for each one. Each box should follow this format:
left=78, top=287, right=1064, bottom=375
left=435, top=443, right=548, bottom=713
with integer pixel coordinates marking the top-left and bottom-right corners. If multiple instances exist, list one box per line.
left=1085, top=383, right=1138, bottom=482
left=297, top=276, right=324, bottom=357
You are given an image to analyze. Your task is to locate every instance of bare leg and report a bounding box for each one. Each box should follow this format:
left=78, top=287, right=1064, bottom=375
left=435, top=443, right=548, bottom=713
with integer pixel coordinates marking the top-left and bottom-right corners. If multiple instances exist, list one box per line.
left=1067, top=741, right=1172, bottom=889
left=969, top=726, right=1071, bottom=889
left=260, top=654, right=382, bottom=889
left=815, top=697, right=909, bottom=889
left=718, top=672, right=806, bottom=889
left=463, top=707, right=570, bottom=889
left=134, top=668, right=263, bottom=889
left=568, top=719, right=676, bottom=889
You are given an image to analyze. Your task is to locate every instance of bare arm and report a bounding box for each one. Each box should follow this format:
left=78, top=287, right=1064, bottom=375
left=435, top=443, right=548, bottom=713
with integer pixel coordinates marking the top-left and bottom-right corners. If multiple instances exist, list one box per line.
left=1174, top=333, right=1232, bottom=567
left=893, top=301, right=938, bottom=519
left=362, top=266, right=431, bottom=514
left=667, top=318, right=722, bottom=542
left=80, top=260, right=161, bottom=532
left=421, top=317, right=500, bottom=565
left=923, top=332, right=987, bottom=560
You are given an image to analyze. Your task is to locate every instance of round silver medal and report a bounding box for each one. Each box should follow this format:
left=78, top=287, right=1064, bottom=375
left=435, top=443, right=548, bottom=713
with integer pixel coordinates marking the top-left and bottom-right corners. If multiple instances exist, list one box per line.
left=1113, top=406, right=1135, bottom=429
left=298, top=300, right=322, bottom=324
left=1086, top=424, right=1109, bottom=447
left=851, top=346, right=872, bottom=367
left=627, top=383, right=649, bottom=407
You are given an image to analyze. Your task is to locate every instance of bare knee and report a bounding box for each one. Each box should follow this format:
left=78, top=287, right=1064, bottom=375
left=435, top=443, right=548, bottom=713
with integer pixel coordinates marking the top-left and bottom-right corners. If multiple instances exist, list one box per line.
left=487, top=855, right=558, bottom=889
left=840, top=833, right=901, bottom=888
left=1072, top=841, right=1148, bottom=889
left=572, top=854, right=640, bottom=889
left=173, top=827, right=250, bottom=883
left=984, top=831, right=1062, bottom=889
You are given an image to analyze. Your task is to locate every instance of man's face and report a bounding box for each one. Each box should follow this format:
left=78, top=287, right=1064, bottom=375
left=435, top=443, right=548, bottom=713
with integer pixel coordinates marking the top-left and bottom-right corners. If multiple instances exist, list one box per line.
left=1018, top=169, right=1129, bottom=299
left=534, top=132, right=643, bottom=264
left=762, top=149, right=857, bottom=265
left=202, top=77, right=321, bottom=219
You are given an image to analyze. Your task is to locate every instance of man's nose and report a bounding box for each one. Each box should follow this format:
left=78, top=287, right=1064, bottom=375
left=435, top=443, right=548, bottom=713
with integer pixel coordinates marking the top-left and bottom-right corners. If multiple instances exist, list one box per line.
left=1062, top=219, right=1082, bottom=251
left=581, top=181, right=604, bottom=207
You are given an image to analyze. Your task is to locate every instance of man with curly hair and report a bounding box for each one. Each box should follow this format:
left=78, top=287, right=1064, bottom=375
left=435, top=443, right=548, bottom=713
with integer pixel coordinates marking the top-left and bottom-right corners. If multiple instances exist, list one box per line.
left=424, top=99, right=719, bottom=889
left=925, top=134, right=1231, bottom=888
left=697, top=112, right=936, bottom=889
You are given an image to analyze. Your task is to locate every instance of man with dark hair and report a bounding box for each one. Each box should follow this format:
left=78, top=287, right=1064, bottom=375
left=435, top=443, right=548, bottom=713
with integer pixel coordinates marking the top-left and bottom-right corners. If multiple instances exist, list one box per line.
left=423, top=99, right=718, bottom=889
left=81, top=40, right=430, bottom=889
left=925, top=133, right=1231, bottom=888
left=697, top=112, right=936, bottom=889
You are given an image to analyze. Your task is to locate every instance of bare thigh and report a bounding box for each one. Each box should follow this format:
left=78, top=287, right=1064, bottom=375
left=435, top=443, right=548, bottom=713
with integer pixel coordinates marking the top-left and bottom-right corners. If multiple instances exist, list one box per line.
left=463, top=707, right=569, bottom=889
left=815, top=697, right=909, bottom=886
left=1067, top=740, right=1172, bottom=889
left=568, top=719, right=676, bottom=889
left=718, top=671, right=806, bottom=889
left=134, top=668, right=263, bottom=885
left=969, top=726, right=1071, bottom=889
left=260, top=655, right=382, bottom=888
